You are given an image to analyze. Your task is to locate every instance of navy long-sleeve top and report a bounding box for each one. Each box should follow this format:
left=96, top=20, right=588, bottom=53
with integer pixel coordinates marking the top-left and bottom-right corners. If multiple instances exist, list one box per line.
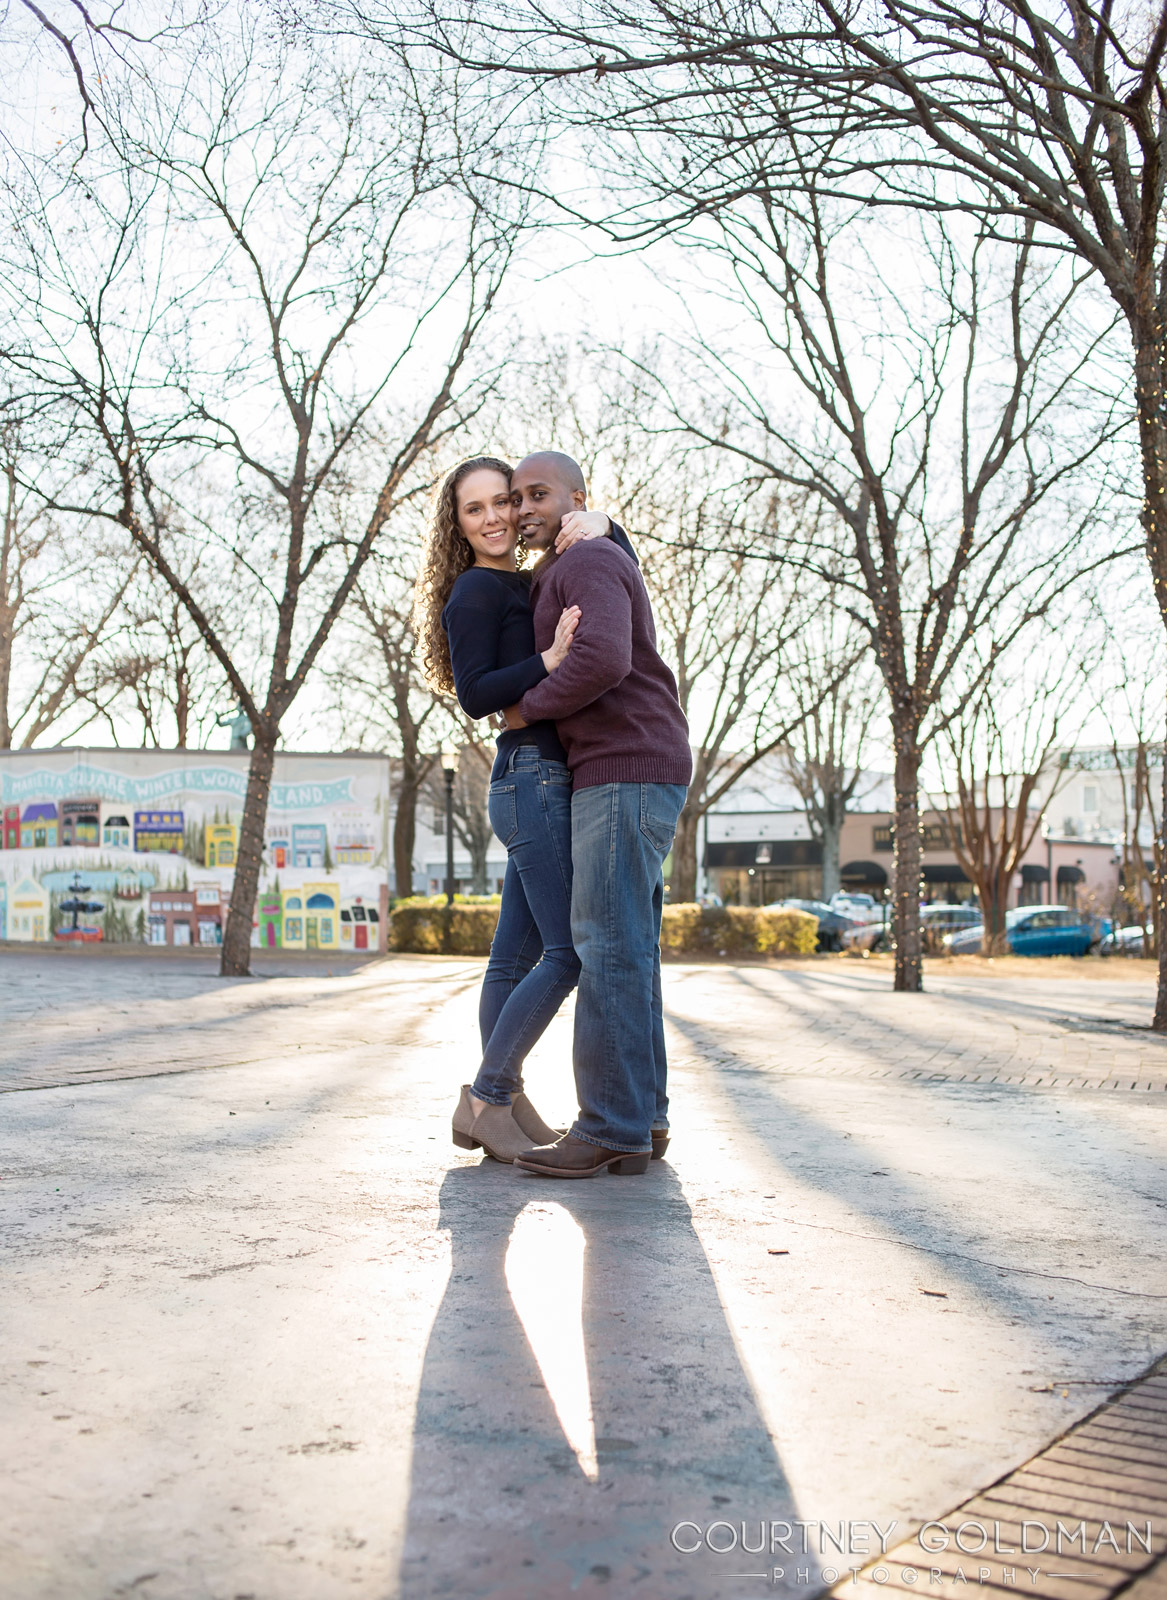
left=441, top=526, right=636, bottom=778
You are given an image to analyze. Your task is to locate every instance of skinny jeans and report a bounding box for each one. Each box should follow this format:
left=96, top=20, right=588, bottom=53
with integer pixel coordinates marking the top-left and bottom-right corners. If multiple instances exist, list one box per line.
left=472, top=744, right=580, bottom=1104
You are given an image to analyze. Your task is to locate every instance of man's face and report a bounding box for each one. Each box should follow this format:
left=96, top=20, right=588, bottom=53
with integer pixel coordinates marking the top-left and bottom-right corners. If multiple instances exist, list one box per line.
left=511, top=461, right=586, bottom=551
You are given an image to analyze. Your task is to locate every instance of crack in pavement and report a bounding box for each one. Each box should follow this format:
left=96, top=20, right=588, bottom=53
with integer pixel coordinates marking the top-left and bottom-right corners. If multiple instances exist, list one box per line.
left=762, top=1216, right=1167, bottom=1298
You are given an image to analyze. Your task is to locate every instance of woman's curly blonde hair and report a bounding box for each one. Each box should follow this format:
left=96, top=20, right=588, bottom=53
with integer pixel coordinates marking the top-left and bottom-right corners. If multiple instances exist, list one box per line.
left=412, top=455, right=516, bottom=696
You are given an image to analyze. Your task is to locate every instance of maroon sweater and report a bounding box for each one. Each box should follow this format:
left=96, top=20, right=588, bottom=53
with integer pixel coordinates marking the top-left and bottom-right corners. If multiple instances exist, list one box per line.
left=518, top=539, right=692, bottom=790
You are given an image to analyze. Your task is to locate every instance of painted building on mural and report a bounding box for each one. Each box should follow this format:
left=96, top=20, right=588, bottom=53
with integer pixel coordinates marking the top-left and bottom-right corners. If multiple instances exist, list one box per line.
left=146, top=883, right=225, bottom=947
left=20, top=803, right=59, bottom=850
left=276, top=883, right=342, bottom=949
left=9, top=876, right=50, bottom=941
left=205, top=824, right=238, bottom=868
left=0, top=747, right=391, bottom=949
left=61, top=799, right=101, bottom=847
left=257, top=892, right=282, bottom=949
left=340, top=896, right=379, bottom=950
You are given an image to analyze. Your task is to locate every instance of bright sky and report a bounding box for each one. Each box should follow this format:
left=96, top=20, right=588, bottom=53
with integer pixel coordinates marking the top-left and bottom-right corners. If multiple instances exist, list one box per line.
left=2, top=5, right=1160, bottom=774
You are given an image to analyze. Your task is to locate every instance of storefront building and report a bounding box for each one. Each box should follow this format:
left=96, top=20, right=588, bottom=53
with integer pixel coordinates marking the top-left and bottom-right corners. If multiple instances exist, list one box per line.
left=705, top=806, right=1120, bottom=913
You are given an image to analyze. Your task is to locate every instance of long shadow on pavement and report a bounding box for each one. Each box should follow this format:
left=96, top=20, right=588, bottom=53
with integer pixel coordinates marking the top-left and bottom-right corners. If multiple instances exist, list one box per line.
left=399, top=1158, right=797, bottom=1600
left=725, top=965, right=1159, bottom=1047
left=664, top=1009, right=1167, bottom=1342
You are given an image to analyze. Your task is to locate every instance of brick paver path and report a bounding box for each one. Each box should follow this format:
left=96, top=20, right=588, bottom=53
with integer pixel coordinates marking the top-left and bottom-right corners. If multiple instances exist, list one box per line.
left=843, top=1361, right=1167, bottom=1600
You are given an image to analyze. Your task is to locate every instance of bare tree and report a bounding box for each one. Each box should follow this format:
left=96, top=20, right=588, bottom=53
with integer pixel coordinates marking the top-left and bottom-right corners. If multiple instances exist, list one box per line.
left=424, top=737, right=495, bottom=895
left=619, top=206, right=1128, bottom=987
left=1091, top=618, right=1167, bottom=953
left=1110, top=739, right=1163, bottom=955
left=935, top=641, right=1085, bottom=955
left=3, top=16, right=521, bottom=973
left=324, top=553, right=446, bottom=898
left=778, top=611, right=881, bottom=900
left=86, top=584, right=227, bottom=749
left=0, top=423, right=137, bottom=747
left=636, top=492, right=827, bottom=902
left=359, top=597, right=442, bottom=901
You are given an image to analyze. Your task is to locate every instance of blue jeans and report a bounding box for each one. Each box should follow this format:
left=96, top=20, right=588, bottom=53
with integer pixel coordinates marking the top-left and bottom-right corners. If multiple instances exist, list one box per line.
left=568, top=781, right=688, bottom=1153
left=472, top=746, right=580, bottom=1105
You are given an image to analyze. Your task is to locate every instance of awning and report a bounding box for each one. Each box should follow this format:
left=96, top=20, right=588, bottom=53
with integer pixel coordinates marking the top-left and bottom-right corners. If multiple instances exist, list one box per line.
left=1020, top=863, right=1050, bottom=883
left=840, top=859, right=888, bottom=886
left=1057, top=864, right=1085, bottom=885
left=705, top=839, right=823, bottom=869
left=920, top=863, right=970, bottom=884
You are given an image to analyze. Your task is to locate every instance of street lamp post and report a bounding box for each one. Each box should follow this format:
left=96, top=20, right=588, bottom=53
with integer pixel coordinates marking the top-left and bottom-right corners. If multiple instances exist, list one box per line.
left=440, top=747, right=459, bottom=907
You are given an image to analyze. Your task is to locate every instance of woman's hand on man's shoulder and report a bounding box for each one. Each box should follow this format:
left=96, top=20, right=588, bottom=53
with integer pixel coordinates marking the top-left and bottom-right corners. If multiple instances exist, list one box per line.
left=554, top=510, right=611, bottom=553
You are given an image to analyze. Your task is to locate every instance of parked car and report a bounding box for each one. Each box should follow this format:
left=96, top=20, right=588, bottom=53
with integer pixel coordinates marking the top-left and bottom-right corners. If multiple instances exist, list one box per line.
left=831, top=891, right=878, bottom=916
left=918, top=903, right=983, bottom=952
left=764, top=898, right=868, bottom=952
left=841, top=902, right=978, bottom=954
left=1102, top=924, right=1153, bottom=956
left=841, top=912, right=891, bottom=953
left=945, top=905, right=1095, bottom=957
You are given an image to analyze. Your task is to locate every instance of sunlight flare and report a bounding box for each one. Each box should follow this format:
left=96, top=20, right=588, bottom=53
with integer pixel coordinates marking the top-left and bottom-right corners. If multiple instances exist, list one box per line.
left=504, top=1202, right=597, bottom=1480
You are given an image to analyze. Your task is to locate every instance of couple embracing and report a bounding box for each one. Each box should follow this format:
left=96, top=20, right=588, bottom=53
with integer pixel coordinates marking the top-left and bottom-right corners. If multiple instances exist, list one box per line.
left=412, top=451, right=692, bottom=1178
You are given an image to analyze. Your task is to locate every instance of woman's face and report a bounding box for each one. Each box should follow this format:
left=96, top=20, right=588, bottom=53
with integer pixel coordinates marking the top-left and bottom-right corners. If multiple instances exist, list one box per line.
left=455, top=467, right=517, bottom=569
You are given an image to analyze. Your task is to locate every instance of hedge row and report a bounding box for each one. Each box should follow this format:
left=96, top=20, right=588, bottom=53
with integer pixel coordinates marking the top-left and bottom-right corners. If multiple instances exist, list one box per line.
left=389, top=898, right=819, bottom=958
left=658, top=904, right=819, bottom=957
left=389, top=895, right=501, bottom=956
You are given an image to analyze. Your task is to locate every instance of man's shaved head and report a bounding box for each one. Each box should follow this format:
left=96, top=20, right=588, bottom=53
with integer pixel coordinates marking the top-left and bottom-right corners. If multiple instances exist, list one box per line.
left=511, top=451, right=589, bottom=550
left=515, top=450, right=587, bottom=495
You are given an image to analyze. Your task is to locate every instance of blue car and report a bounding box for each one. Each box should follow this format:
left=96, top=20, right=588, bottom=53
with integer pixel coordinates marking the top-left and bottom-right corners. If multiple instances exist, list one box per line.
left=945, top=905, right=1095, bottom=957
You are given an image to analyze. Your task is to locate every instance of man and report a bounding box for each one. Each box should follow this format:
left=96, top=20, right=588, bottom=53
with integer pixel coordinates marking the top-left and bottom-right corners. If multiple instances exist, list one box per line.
left=503, top=451, right=692, bottom=1178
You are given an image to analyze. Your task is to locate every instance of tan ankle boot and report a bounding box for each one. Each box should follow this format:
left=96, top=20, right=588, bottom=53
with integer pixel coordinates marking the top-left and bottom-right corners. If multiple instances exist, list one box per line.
left=470, top=1101, right=539, bottom=1162
left=451, top=1087, right=537, bottom=1164
left=511, top=1091, right=558, bottom=1146
left=451, top=1085, right=480, bottom=1151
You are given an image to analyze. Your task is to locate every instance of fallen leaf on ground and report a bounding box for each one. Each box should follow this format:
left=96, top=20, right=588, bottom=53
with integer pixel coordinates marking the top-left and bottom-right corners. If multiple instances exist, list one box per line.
left=919, top=1289, right=948, bottom=1298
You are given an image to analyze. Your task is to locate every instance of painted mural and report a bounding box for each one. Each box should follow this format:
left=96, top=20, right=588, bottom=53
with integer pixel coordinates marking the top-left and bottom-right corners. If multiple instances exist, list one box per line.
left=0, top=748, right=390, bottom=949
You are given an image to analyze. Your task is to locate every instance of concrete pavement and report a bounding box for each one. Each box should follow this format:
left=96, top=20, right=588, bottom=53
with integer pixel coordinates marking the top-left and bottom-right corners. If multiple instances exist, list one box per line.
left=2, top=950, right=1166, bottom=1600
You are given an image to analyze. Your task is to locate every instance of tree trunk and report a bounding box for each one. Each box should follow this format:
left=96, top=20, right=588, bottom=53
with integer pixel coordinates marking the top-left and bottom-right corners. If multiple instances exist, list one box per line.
left=1132, top=321, right=1167, bottom=1025
left=891, top=728, right=923, bottom=991
left=0, top=463, right=14, bottom=748
left=982, top=866, right=1012, bottom=958
left=393, top=772, right=419, bottom=899
left=1155, top=749, right=1167, bottom=1029
left=174, top=658, right=190, bottom=748
left=220, top=731, right=276, bottom=977
left=820, top=811, right=842, bottom=901
left=670, top=801, right=701, bottom=903
left=0, top=611, right=11, bottom=748
left=470, top=841, right=489, bottom=895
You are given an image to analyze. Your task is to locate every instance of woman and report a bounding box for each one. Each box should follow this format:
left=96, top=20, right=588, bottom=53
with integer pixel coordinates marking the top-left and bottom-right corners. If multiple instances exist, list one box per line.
left=412, top=455, right=616, bottom=1163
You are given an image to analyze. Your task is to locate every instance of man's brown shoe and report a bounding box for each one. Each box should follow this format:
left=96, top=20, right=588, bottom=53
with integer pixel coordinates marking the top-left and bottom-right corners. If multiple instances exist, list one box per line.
left=554, top=1126, right=670, bottom=1160
left=514, top=1134, right=651, bottom=1178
